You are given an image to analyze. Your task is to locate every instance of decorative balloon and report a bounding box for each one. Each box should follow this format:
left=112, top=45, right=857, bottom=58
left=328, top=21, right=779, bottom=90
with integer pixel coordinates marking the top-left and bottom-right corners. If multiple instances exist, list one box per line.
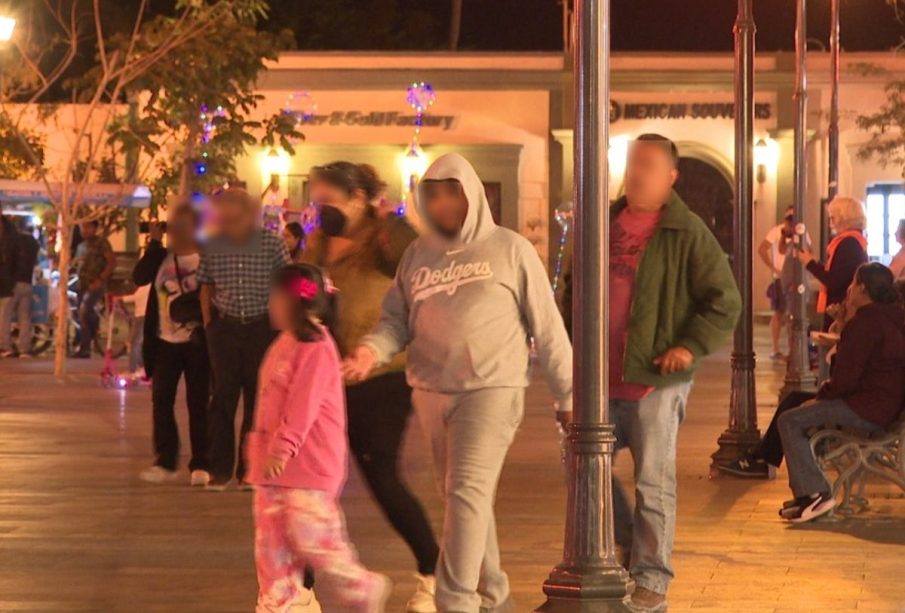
left=405, top=82, right=436, bottom=150
left=283, top=90, right=318, bottom=143
left=199, top=104, right=226, bottom=145
left=398, top=82, right=437, bottom=217
left=551, top=201, right=574, bottom=294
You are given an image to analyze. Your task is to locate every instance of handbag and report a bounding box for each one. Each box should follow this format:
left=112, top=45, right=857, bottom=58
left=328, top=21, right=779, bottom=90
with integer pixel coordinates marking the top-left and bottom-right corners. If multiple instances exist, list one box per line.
left=167, top=254, right=203, bottom=325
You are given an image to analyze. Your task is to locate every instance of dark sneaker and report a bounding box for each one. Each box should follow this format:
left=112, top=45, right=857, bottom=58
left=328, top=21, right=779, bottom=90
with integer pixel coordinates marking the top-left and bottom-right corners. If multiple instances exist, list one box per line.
left=627, top=587, right=667, bottom=612
left=779, top=495, right=813, bottom=519
left=787, top=492, right=836, bottom=523
left=718, top=456, right=771, bottom=479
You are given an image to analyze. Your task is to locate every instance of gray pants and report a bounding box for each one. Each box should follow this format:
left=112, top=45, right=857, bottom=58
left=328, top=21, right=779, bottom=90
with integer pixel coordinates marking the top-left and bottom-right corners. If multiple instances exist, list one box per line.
left=777, top=397, right=882, bottom=497
left=0, top=282, right=33, bottom=353
left=413, top=387, right=524, bottom=613
left=611, top=381, right=692, bottom=595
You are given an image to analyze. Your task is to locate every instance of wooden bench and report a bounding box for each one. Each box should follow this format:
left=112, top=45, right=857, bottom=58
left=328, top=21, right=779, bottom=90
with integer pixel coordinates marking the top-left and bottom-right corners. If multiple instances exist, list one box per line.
left=809, top=418, right=905, bottom=515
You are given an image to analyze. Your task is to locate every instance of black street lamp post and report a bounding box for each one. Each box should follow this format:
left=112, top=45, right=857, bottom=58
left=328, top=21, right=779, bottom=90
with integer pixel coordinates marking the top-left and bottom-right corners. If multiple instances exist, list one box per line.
left=783, top=0, right=819, bottom=397
left=535, top=0, right=634, bottom=610
left=711, top=0, right=763, bottom=473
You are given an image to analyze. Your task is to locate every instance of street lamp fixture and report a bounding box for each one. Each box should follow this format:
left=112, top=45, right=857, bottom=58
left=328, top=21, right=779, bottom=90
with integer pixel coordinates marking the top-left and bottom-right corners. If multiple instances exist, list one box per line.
left=0, top=16, right=15, bottom=43
left=754, top=138, right=778, bottom=184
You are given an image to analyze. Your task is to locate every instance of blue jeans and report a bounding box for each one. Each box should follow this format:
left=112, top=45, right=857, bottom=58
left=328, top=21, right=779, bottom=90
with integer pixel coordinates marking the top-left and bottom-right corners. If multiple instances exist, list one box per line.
left=777, top=397, right=882, bottom=498
left=611, top=381, right=692, bottom=595
left=78, top=287, right=104, bottom=354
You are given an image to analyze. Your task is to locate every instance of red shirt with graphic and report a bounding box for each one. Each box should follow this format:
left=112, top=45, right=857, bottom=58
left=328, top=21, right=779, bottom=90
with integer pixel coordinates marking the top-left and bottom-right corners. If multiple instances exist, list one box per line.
left=610, top=207, right=661, bottom=401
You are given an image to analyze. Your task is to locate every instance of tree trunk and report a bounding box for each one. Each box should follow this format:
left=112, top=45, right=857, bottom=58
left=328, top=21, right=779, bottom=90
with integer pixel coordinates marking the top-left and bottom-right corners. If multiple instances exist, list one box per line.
left=449, top=0, right=463, bottom=51
left=177, top=122, right=199, bottom=198
left=53, top=223, right=72, bottom=377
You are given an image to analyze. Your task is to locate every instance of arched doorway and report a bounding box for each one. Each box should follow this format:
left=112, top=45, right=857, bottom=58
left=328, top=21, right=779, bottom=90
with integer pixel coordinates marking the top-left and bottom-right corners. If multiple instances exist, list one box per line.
left=674, top=157, right=734, bottom=254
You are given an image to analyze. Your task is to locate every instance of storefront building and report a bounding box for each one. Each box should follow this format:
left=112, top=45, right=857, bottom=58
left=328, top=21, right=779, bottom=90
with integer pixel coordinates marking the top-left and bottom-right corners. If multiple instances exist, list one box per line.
left=240, top=50, right=905, bottom=311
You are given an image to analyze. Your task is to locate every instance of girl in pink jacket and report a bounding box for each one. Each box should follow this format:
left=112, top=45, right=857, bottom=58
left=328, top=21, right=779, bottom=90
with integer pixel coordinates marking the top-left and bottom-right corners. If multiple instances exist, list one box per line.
left=245, top=264, right=390, bottom=612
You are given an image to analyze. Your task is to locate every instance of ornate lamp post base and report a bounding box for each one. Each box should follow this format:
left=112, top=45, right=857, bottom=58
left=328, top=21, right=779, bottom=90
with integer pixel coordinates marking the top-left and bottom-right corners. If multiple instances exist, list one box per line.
left=536, top=570, right=634, bottom=613
left=711, top=352, right=764, bottom=475
left=711, top=430, right=765, bottom=476
left=536, top=425, right=634, bottom=612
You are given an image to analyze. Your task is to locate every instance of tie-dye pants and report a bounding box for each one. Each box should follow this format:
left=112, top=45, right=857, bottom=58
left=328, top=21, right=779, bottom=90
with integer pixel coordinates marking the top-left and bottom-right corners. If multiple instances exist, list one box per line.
left=254, top=486, right=386, bottom=612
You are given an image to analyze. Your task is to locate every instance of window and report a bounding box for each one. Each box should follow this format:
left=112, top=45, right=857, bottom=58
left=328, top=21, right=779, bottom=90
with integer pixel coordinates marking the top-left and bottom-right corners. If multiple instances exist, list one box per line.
left=865, top=183, right=905, bottom=263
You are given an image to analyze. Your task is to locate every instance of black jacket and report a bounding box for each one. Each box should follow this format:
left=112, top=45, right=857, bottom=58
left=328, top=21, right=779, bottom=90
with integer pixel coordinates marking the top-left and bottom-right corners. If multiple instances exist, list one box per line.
left=806, top=236, right=868, bottom=313
left=14, top=233, right=39, bottom=285
left=132, top=240, right=206, bottom=377
left=0, top=217, right=18, bottom=297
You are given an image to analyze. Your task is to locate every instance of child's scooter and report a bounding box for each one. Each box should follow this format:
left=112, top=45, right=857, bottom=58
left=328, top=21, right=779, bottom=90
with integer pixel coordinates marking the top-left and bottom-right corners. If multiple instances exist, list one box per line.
left=100, top=295, right=139, bottom=389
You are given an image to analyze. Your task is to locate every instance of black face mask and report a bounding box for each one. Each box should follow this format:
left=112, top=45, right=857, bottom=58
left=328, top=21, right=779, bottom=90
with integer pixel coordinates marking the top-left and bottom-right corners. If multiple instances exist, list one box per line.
left=319, top=205, right=347, bottom=237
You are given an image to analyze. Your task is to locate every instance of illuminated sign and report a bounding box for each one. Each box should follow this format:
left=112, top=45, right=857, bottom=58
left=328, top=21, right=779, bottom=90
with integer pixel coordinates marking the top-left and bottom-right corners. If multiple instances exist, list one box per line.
left=302, top=111, right=456, bottom=130
left=611, top=101, right=772, bottom=122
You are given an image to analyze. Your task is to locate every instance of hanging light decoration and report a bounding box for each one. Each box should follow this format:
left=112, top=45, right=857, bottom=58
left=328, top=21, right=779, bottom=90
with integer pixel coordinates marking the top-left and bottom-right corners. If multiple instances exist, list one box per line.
left=399, top=82, right=437, bottom=216
left=195, top=104, right=226, bottom=180
left=282, top=91, right=317, bottom=145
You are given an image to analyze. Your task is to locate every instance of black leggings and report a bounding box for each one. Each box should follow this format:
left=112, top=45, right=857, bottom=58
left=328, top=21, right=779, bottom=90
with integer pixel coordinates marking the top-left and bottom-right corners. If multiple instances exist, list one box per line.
left=346, top=371, right=440, bottom=575
left=755, top=390, right=817, bottom=467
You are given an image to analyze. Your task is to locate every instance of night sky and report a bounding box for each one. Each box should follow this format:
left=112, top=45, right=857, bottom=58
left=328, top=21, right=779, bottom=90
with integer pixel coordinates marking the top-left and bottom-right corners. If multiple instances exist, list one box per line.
left=133, top=1, right=905, bottom=53
left=420, top=0, right=905, bottom=52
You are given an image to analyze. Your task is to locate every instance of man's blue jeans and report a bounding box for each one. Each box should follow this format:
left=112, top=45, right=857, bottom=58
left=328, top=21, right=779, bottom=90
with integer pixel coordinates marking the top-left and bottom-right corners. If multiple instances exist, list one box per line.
left=78, top=287, right=104, bottom=355
left=611, top=381, right=692, bottom=595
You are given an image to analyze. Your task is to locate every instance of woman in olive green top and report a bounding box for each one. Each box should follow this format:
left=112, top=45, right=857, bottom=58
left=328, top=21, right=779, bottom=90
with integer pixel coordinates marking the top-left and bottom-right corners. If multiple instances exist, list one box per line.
left=302, top=162, right=439, bottom=612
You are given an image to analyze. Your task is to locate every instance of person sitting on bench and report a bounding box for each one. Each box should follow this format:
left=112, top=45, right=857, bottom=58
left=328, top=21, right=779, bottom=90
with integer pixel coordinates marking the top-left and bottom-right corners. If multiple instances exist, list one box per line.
left=776, top=263, right=905, bottom=523
left=720, top=301, right=851, bottom=479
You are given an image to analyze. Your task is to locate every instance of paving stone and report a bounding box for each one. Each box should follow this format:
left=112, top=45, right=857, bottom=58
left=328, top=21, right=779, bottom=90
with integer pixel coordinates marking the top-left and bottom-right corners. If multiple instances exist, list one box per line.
left=2, top=327, right=905, bottom=612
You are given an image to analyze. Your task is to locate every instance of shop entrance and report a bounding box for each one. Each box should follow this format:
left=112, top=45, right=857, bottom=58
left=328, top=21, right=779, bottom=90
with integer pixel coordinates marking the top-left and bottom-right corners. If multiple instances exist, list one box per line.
left=675, top=157, right=734, bottom=254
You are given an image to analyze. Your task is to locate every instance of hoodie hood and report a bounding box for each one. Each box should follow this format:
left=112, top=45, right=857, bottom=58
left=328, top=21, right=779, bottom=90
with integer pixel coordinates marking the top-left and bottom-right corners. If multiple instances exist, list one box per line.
left=417, top=153, right=496, bottom=244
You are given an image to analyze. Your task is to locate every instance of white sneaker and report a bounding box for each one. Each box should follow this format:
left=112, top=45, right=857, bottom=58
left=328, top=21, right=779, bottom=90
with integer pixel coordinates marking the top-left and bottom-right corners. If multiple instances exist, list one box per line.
left=406, top=574, right=437, bottom=613
left=369, top=575, right=393, bottom=613
left=288, top=588, right=322, bottom=612
left=139, top=466, right=178, bottom=484
left=190, top=470, right=211, bottom=487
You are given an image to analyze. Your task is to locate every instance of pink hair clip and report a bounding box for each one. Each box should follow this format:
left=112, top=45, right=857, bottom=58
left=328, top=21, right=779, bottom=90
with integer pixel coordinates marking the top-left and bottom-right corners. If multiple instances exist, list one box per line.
left=291, top=278, right=319, bottom=300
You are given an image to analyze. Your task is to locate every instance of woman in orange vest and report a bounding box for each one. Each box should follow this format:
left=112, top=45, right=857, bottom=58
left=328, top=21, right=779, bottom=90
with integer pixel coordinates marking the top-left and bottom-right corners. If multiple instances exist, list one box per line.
left=797, top=196, right=868, bottom=330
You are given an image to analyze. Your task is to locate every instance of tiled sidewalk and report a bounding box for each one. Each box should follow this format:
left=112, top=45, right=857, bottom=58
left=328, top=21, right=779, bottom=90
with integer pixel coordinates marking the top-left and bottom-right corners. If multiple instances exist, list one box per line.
left=0, top=331, right=903, bottom=612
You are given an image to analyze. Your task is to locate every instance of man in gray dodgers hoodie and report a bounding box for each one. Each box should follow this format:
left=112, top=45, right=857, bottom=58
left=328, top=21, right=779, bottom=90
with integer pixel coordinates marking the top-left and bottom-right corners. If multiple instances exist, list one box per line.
left=343, top=153, right=572, bottom=612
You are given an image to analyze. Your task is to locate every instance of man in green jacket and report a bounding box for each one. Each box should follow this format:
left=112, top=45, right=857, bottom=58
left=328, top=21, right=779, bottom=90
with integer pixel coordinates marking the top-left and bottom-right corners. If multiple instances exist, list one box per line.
left=563, top=134, right=740, bottom=612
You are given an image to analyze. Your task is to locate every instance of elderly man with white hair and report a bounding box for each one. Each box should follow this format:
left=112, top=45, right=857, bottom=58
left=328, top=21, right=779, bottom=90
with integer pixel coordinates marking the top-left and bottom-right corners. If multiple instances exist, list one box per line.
left=796, top=196, right=869, bottom=330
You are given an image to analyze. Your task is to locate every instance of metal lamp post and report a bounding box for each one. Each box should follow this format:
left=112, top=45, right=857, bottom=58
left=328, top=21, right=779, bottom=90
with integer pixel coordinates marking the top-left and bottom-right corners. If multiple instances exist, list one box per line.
left=827, top=0, right=840, bottom=205
left=536, top=0, right=633, bottom=610
left=783, top=0, right=819, bottom=397
left=712, top=0, right=762, bottom=472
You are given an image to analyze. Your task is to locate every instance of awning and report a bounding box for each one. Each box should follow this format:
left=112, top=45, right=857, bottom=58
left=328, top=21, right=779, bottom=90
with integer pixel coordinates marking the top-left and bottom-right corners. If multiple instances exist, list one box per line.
left=0, top=180, right=151, bottom=208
